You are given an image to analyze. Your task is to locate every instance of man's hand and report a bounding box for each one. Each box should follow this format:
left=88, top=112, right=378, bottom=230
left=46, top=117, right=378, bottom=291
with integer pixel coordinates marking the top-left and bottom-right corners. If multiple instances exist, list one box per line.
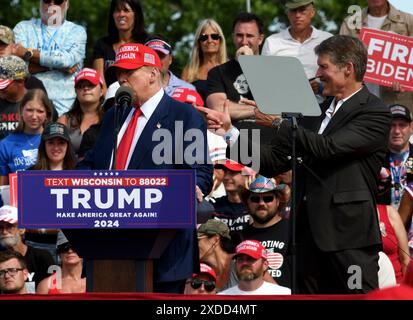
left=63, top=63, right=80, bottom=74
left=391, top=81, right=405, bottom=93
left=195, top=185, right=204, bottom=203
left=310, top=79, right=320, bottom=95
left=236, top=45, right=254, bottom=61
left=254, top=109, right=282, bottom=128
left=196, top=99, right=233, bottom=135
left=239, top=98, right=257, bottom=108
left=240, top=98, right=281, bottom=127
left=11, top=43, right=26, bottom=58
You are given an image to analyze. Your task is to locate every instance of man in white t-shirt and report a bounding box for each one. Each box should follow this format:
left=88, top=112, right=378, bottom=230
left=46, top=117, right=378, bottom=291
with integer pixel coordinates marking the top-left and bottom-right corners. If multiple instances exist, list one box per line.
left=262, top=0, right=332, bottom=98
left=218, top=239, right=291, bottom=295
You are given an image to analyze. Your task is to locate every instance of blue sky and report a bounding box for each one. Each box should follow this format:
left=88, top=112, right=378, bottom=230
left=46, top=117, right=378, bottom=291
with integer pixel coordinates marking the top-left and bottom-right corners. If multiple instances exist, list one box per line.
left=389, top=0, right=413, bottom=14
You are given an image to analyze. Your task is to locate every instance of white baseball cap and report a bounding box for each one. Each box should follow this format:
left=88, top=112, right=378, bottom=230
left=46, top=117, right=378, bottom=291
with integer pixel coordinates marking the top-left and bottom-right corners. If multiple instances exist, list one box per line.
left=0, top=205, right=18, bottom=225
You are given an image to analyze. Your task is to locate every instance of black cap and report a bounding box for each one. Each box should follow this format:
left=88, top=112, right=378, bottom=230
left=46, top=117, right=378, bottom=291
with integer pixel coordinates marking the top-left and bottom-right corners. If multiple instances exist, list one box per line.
left=389, top=104, right=412, bottom=122
left=43, top=122, right=70, bottom=142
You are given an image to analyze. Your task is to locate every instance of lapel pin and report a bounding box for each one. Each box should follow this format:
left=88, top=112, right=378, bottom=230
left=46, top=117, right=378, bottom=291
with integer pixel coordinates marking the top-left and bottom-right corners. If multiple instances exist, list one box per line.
left=156, top=122, right=162, bottom=129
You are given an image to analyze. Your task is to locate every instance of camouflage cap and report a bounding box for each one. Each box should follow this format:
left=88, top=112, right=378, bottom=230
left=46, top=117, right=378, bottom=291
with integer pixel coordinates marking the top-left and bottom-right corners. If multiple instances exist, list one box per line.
left=0, top=55, right=29, bottom=81
left=0, top=25, right=15, bottom=45
left=285, top=0, right=314, bottom=9
left=197, top=219, right=231, bottom=240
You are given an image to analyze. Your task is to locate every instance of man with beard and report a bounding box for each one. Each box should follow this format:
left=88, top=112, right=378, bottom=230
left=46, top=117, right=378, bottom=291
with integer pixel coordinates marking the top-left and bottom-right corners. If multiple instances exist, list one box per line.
left=239, top=175, right=291, bottom=289
left=0, top=250, right=29, bottom=294
left=218, top=239, right=291, bottom=295
left=0, top=205, right=54, bottom=293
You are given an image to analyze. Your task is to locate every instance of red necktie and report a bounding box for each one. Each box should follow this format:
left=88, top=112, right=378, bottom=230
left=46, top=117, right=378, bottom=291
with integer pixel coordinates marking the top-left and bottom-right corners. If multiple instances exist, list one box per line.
left=115, top=108, right=142, bottom=170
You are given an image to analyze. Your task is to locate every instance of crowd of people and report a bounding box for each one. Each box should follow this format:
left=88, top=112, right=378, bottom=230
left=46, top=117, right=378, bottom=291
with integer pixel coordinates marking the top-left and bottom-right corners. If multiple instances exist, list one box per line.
left=0, top=0, right=413, bottom=297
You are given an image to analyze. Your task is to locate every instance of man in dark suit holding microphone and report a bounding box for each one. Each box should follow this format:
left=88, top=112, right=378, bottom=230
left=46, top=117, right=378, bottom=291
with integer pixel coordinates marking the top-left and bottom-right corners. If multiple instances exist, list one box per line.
left=200, top=35, right=391, bottom=294
left=79, top=43, right=213, bottom=293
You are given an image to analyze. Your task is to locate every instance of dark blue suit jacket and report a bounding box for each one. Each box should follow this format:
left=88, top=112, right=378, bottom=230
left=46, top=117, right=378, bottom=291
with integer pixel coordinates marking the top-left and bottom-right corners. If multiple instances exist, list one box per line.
left=78, top=93, right=213, bottom=284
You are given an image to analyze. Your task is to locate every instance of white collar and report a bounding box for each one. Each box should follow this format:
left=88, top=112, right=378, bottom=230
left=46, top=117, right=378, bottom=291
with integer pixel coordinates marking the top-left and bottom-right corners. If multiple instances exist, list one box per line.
left=327, top=86, right=363, bottom=117
left=284, top=25, right=318, bottom=41
left=139, top=88, right=164, bottom=119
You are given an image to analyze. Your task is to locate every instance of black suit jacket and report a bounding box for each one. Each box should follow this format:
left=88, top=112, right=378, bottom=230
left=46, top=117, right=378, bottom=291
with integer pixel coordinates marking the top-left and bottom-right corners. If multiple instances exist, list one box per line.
left=254, top=86, right=391, bottom=252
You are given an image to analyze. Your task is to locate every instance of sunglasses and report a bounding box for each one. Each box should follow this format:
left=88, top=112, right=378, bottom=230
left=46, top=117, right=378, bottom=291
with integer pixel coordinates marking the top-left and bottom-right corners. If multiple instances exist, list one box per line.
left=249, top=195, right=275, bottom=203
left=57, top=243, right=73, bottom=254
left=189, top=278, right=216, bottom=292
left=42, top=0, right=66, bottom=5
left=198, top=33, right=221, bottom=42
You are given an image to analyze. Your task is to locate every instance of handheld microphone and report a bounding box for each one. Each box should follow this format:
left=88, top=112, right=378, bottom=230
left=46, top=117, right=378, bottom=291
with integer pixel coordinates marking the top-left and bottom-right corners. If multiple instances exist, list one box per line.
left=115, top=86, right=134, bottom=108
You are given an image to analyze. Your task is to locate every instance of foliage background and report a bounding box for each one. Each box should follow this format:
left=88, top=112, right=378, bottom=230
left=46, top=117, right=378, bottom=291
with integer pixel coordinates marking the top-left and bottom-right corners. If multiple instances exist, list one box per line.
left=0, top=0, right=365, bottom=75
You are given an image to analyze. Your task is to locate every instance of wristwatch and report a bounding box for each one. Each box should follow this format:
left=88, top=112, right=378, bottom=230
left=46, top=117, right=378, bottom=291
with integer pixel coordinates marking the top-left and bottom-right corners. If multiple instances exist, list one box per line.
left=23, top=48, right=34, bottom=61
left=272, top=118, right=285, bottom=131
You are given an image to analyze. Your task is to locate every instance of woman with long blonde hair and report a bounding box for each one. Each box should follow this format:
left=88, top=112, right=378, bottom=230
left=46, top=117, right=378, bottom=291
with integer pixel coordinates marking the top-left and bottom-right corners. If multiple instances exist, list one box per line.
left=182, top=19, right=227, bottom=102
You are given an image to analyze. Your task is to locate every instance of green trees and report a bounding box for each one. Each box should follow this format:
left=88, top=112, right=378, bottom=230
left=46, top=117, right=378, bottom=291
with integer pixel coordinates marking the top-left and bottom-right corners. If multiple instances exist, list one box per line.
left=1, top=0, right=365, bottom=73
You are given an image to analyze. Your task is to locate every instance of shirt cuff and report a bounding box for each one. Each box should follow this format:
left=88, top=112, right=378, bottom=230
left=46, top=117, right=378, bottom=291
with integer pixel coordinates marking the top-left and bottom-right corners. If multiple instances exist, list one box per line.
left=223, top=126, right=240, bottom=147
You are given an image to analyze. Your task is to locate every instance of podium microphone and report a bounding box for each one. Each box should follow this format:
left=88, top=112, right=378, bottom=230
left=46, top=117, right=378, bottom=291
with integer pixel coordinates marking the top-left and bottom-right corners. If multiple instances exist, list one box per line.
left=112, top=86, right=134, bottom=170
left=115, top=86, right=134, bottom=109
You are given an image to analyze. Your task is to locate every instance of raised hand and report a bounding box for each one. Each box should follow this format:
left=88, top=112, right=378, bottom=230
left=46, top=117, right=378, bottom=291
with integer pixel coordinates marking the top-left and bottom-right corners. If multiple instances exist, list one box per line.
left=235, top=45, right=254, bottom=61
left=196, top=99, right=232, bottom=135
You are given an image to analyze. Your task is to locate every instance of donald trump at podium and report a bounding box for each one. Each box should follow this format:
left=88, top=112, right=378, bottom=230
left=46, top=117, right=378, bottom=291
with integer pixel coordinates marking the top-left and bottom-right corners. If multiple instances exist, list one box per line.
left=78, top=43, right=213, bottom=293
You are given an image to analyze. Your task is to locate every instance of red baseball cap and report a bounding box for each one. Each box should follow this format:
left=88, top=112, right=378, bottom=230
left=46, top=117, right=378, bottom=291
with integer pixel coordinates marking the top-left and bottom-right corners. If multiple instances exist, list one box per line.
left=0, top=79, right=12, bottom=90
left=214, top=159, right=245, bottom=172
left=75, top=68, right=103, bottom=87
left=193, top=263, right=217, bottom=281
left=171, top=87, right=204, bottom=107
left=234, top=240, right=267, bottom=260
left=110, top=43, right=162, bottom=71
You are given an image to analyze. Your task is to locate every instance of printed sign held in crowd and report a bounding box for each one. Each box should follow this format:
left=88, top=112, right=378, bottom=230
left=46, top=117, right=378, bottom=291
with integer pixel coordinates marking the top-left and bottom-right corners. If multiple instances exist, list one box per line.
left=360, top=28, right=413, bottom=92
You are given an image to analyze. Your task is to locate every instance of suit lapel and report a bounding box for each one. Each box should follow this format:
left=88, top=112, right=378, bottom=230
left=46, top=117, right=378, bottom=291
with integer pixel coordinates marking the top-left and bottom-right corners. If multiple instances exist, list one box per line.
left=322, top=86, right=369, bottom=135
left=127, top=94, right=170, bottom=169
left=313, top=97, right=333, bottom=132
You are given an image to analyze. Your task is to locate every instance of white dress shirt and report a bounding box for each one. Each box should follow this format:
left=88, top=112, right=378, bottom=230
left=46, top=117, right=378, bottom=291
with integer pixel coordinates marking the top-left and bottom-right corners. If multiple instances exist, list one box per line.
left=262, top=26, right=333, bottom=79
left=318, top=87, right=363, bottom=134
left=110, top=88, right=164, bottom=169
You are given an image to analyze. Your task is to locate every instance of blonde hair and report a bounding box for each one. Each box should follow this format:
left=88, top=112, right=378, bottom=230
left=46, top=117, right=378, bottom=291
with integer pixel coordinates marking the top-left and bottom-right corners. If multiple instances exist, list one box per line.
left=185, top=19, right=227, bottom=83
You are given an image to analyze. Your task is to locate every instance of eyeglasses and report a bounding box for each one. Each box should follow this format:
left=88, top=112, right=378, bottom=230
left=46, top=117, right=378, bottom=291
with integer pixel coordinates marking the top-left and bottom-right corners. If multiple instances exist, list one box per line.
left=0, top=268, right=24, bottom=278
left=57, top=243, right=73, bottom=254
left=198, top=33, right=221, bottom=42
left=249, top=195, right=275, bottom=203
left=188, top=278, right=216, bottom=292
left=42, top=0, right=66, bottom=5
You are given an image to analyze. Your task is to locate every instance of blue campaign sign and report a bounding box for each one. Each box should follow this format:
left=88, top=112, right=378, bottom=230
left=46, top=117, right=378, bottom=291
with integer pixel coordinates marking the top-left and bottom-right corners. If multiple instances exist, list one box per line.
left=17, top=170, right=196, bottom=229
